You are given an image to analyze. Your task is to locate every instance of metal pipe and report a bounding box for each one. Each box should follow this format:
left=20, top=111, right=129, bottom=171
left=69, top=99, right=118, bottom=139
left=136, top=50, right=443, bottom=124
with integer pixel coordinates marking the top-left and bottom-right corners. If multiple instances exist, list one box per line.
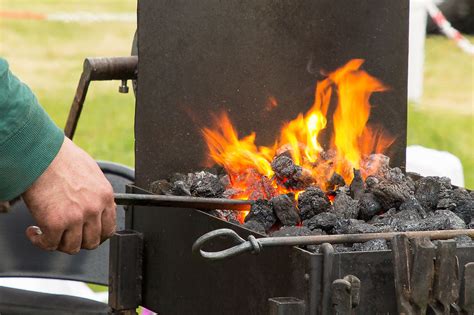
left=64, top=56, right=138, bottom=139
left=192, top=228, right=474, bottom=261
left=320, top=243, right=334, bottom=315
left=114, top=193, right=253, bottom=211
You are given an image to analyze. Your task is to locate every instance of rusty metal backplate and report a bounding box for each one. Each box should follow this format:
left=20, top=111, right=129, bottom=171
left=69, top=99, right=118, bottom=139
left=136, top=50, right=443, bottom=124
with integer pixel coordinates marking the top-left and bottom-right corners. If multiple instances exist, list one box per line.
left=135, top=0, right=409, bottom=188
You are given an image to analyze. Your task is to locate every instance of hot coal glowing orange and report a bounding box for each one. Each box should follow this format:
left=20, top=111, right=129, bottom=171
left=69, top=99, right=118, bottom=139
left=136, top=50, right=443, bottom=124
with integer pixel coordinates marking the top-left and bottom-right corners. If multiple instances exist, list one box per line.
left=201, top=59, right=395, bottom=222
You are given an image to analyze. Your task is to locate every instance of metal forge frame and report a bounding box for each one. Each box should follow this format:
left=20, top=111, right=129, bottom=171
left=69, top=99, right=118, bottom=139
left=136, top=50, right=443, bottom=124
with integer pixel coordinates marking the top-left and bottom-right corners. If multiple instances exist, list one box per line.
left=109, top=187, right=474, bottom=315
left=103, top=1, right=474, bottom=314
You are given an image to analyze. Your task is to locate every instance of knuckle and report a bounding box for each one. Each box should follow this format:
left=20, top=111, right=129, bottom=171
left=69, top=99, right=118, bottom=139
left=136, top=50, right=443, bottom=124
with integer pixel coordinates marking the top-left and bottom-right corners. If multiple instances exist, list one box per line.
left=60, top=246, right=80, bottom=255
left=103, top=224, right=117, bottom=240
left=47, top=220, right=66, bottom=233
left=69, top=212, right=84, bottom=225
left=101, top=184, right=114, bottom=200
left=39, top=239, right=59, bottom=251
left=85, top=206, right=101, bottom=217
left=83, top=240, right=100, bottom=250
left=44, top=245, right=58, bottom=251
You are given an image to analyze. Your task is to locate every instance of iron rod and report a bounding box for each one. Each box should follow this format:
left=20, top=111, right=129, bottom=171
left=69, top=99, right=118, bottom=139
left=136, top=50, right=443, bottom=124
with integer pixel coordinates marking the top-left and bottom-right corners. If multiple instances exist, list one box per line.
left=193, top=228, right=474, bottom=260
left=114, top=193, right=253, bottom=211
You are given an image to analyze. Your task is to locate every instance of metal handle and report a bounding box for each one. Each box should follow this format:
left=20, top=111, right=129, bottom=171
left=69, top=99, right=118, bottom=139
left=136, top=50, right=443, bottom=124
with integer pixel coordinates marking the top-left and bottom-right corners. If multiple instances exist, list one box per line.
left=64, top=56, right=138, bottom=139
left=192, top=228, right=261, bottom=260
left=192, top=228, right=474, bottom=261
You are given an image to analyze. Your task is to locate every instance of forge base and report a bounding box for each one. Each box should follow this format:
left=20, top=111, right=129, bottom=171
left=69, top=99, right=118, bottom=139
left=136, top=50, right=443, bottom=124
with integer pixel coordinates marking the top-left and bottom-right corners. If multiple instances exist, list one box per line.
left=127, top=187, right=474, bottom=315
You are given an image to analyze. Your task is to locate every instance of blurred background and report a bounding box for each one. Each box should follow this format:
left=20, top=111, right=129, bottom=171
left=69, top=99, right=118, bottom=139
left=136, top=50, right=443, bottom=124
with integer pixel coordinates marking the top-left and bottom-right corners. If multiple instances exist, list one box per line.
left=0, top=0, right=472, bottom=189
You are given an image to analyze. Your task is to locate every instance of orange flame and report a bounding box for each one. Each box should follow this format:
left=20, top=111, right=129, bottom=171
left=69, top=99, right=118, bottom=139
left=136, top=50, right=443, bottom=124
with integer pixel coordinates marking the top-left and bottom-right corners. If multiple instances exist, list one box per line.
left=201, top=59, right=395, bottom=221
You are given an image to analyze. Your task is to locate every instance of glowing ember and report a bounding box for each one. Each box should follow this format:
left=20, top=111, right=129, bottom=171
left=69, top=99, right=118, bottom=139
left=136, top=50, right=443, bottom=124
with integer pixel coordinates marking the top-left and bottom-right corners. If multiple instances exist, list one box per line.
left=201, top=59, right=395, bottom=222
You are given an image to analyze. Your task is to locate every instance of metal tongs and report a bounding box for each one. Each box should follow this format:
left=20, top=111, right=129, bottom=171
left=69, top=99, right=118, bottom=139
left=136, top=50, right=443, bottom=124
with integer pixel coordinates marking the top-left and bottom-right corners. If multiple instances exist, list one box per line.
left=192, top=228, right=474, bottom=261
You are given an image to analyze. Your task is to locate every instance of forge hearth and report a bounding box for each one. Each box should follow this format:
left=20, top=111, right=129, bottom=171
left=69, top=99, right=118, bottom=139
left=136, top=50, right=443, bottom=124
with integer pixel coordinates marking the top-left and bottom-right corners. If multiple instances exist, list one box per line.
left=149, top=153, right=474, bottom=253
left=121, top=0, right=474, bottom=314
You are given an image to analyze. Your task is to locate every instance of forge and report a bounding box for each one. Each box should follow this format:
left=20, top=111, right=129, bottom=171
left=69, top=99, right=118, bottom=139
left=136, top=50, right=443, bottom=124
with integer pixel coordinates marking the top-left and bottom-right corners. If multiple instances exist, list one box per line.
left=108, top=1, right=474, bottom=314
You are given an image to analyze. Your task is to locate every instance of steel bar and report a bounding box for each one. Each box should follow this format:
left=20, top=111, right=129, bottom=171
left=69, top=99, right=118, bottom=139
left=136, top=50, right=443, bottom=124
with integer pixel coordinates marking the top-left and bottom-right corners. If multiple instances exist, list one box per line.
left=192, top=228, right=474, bottom=261
left=392, top=234, right=414, bottom=314
left=430, top=240, right=460, bottom=314
left=320, top=243, right=334, bottom=315
left=114, top=193, right=253, bottom=211
left=410, top=238, right=436, bottom=313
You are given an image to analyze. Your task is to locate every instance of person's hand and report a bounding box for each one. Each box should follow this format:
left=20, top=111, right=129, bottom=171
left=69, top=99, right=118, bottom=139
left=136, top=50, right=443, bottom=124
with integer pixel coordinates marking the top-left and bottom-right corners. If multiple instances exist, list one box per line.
left=22, top=137, right=116, bottom=254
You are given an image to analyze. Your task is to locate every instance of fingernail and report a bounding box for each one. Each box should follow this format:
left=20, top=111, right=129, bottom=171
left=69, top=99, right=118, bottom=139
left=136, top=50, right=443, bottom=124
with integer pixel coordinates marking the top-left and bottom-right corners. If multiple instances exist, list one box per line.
left=31, top=226, right=43, bottom=235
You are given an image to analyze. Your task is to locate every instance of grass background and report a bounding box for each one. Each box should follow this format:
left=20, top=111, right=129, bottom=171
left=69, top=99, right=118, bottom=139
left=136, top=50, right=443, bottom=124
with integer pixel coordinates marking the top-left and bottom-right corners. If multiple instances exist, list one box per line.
left=0, top=0, right=137, bottom=167
left=1, top=0, right=472, bottom=192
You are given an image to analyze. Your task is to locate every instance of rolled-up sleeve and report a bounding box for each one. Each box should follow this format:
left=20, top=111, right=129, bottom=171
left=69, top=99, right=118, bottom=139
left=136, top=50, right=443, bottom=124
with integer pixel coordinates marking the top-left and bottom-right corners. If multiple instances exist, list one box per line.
left=0, top=58, right=64, bottom=200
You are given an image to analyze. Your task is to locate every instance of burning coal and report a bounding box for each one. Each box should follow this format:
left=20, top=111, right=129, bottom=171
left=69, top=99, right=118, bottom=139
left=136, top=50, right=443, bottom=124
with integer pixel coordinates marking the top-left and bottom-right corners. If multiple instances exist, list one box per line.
left=149, top=59, right=474, bottom=252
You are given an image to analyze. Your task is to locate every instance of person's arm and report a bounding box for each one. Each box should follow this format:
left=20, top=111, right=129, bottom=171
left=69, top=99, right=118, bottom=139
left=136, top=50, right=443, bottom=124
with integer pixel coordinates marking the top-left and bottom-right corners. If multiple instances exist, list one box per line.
left=0, top=58, right=64, bottom=199
left=0, top=58, right=116, bottom=254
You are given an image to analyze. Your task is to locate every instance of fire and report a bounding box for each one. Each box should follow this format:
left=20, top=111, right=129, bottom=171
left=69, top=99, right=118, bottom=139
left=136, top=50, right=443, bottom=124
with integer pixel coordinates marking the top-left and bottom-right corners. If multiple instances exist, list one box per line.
left=201, top=59, right=394, bottom=222
left=330, top=59, right=388, bottom=177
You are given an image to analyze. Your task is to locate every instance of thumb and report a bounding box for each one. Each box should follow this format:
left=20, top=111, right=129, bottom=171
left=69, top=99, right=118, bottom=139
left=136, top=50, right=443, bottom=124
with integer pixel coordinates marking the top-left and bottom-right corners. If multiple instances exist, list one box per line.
left=25, top=226, right=46, bottom=249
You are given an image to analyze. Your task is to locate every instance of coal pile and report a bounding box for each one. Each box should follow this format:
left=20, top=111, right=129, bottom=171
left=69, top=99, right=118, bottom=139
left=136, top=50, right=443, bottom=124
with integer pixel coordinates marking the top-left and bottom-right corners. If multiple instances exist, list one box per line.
left=150, top=154, right=474, bottom=252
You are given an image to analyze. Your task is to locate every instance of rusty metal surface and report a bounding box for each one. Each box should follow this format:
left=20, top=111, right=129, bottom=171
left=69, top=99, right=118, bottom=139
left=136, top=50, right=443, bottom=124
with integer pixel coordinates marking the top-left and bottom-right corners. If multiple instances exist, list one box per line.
left=331, top=275, right=361, bottom=315
left=410, top=238, right=436, bottom=313
left=108, top=230, right=143, bottom=312
left=135, top=0, right=409, bottom=189
left=391, top=237, right=474, bottom=315
left=463, top=263, right=474, bottom=313
left=430, top=240, right=461, bottom=314
left=65, top=56, right=138, bottom=139
left=320, top=243, right=335, bottom=315
left=392, top=234, right=413, bottom=314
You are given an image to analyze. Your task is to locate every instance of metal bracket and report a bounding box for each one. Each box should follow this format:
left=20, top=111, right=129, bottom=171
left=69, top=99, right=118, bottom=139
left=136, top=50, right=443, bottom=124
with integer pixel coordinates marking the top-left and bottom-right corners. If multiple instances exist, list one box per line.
left=320, top=243, right=335, bottom=315
left=391, top=235, right=473, bottom=314
left=429, top=240, right=460, bottom=314
left=331, top=275, right=361, bottom=315
left=108, top=230, right=144, bottom=315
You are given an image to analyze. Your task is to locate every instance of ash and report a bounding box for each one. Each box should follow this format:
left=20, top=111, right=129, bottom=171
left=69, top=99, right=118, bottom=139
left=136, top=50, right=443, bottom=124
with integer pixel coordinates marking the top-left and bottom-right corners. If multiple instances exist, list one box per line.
left=150, top=154, right=473, bottom=251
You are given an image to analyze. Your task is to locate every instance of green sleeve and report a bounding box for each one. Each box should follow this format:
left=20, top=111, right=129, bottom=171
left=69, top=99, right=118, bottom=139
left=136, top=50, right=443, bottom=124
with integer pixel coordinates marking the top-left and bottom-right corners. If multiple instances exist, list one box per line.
left=0, top=58, right=64, bottom=200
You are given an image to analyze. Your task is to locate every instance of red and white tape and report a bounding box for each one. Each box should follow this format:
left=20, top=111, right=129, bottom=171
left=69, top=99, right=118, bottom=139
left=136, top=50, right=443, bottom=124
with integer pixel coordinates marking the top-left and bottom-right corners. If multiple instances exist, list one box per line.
left=0, top=11, right=135, bottom=23
left=424, top=0, right=474, bottom=55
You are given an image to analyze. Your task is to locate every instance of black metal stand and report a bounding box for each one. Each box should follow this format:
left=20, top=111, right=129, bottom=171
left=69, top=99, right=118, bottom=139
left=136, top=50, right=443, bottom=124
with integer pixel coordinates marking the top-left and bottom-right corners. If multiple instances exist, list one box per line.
left=108, top=230, right=144, bottom=315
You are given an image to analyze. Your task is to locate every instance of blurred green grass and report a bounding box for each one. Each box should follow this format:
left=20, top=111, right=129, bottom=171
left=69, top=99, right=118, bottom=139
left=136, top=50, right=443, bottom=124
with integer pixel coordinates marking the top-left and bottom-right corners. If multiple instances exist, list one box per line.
left=0, top=1, right=472, bottom=191
left=0, top=0, right=136, bottom=167
left=422, top=35, right=474, bottom=114
left=408, top=104, right=473, bottom=188
left=410, top=34, right=473, bottom=189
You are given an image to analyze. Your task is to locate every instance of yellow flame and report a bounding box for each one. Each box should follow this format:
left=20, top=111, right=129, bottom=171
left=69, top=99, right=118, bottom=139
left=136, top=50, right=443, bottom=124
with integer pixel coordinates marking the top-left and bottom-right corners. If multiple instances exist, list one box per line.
left=201, top=59, right=395, bottom=216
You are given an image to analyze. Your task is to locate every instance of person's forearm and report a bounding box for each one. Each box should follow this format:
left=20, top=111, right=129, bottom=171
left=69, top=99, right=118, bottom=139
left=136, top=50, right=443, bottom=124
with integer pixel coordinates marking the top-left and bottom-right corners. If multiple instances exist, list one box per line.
left=0, top=58, right=64, bottom=200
